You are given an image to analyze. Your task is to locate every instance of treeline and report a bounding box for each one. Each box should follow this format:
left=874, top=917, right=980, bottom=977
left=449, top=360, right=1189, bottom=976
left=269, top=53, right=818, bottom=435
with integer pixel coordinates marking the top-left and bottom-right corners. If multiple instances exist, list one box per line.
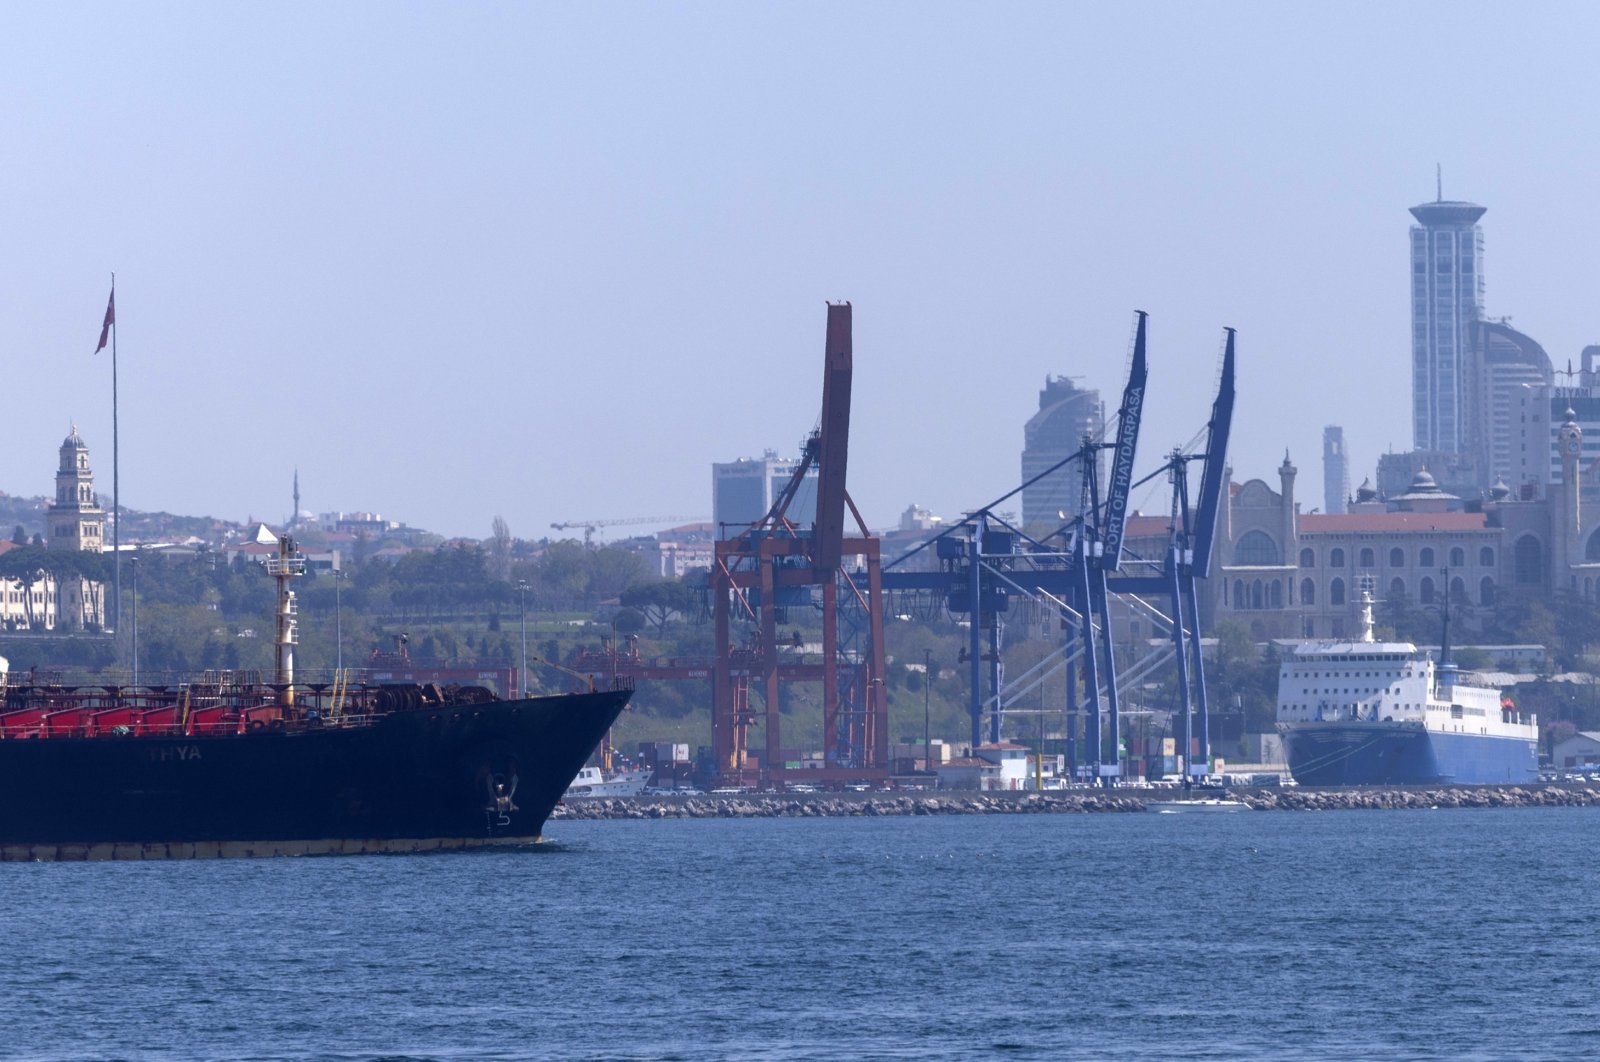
left=44, top=539, right=709, bottom=680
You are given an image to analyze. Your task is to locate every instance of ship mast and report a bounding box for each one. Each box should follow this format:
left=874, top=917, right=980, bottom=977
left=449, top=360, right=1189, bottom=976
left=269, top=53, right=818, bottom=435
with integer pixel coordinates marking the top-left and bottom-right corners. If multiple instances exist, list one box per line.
left=1357, top=577, right=1376, bottom=644
left=268, top=534, right=307, bottom=705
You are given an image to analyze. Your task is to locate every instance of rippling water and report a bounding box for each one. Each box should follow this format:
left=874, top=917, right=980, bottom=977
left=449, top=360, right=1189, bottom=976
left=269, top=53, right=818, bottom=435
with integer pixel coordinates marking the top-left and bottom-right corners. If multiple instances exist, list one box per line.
left=4, top=808, right=1596, bottom=1060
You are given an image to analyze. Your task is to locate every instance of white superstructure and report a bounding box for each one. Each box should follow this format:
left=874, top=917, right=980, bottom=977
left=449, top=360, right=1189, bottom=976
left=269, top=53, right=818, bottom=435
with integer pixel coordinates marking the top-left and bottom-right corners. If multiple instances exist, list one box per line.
left=1276, top=589, right=1534, bottom=743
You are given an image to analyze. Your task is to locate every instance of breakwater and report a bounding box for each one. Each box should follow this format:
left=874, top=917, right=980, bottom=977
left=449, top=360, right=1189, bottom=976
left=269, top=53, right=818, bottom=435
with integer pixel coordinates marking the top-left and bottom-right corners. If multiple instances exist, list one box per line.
left=550, top=785, right=1600, bottom=820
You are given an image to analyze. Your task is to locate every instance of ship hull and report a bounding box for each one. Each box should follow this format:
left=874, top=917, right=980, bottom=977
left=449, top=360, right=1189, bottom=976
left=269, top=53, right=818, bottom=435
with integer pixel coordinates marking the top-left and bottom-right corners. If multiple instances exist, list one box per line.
left=0, top=688, right=630, bottom=859
left=1280, top=721, right=1538, bottom=787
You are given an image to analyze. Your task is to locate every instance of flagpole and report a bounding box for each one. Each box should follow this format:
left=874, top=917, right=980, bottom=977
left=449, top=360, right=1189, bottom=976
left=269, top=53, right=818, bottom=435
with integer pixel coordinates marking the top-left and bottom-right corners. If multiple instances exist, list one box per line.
left=111, top=272, right=119, bottom=637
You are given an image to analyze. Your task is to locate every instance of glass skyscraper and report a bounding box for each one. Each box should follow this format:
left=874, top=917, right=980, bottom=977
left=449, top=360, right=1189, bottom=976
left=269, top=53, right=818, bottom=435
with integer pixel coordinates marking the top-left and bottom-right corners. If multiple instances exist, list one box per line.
left=1409, top=197, right=1487, bottom=453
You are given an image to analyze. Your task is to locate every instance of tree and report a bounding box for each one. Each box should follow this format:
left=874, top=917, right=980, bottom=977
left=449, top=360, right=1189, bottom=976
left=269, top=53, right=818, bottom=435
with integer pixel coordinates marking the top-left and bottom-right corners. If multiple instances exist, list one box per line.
left=488, top=516, right=513, bottom=582
left=620, top=580, right=697, bottom=638
left=0, top=546, right=52, bottom=629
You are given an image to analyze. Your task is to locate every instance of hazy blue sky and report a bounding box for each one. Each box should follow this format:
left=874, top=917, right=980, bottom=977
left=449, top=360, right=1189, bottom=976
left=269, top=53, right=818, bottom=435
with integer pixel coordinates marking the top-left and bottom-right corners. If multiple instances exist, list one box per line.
left=4, top=2, right=1600, bottom=541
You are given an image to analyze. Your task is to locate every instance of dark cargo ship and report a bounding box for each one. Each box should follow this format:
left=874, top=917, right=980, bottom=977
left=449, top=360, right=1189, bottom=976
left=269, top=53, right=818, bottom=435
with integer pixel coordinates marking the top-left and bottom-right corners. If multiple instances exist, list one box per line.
left=0, top=537, right=632, bottom=860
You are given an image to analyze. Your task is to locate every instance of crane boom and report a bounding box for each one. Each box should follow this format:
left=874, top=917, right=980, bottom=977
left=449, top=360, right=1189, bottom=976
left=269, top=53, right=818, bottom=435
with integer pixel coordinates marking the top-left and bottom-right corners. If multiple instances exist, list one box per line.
left=550, top=515, right=701, bottom=531
left=813, top=302, right=853, bottom=571
left=549, top=515, right=705, bottom=548
left=1189, top=328, right=1235, bottom=579
left=1099, top=311, right=1147, bottom=573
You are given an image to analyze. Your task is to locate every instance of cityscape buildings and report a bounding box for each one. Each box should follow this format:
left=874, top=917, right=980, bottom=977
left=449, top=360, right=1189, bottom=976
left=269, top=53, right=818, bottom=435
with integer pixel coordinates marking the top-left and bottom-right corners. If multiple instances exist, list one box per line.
left=1209, top=185, right=1595, bottom=639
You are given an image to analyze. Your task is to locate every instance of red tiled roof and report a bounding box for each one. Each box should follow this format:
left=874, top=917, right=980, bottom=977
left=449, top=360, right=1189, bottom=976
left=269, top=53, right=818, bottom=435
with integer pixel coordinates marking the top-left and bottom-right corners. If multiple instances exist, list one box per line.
left=1297, top=512, right=1490, bottom=533
left=1123, top=514, right=1173, bottom=538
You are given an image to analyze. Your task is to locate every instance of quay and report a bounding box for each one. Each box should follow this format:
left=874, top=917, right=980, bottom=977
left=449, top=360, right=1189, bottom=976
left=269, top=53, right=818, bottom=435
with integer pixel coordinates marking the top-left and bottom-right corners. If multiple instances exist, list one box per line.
left=549, top=785, right=1600, bottom=820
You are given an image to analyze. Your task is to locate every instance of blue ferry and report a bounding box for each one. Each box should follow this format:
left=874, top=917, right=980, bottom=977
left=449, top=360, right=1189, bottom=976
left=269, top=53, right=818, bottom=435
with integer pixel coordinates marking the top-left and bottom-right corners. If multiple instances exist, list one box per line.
left=1276, top=590, right=1537, bottom=786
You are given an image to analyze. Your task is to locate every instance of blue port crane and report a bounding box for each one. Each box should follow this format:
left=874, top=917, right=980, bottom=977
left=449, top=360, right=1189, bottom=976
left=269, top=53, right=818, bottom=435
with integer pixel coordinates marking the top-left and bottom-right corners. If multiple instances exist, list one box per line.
left=873, top=315, right=1235, bottom=786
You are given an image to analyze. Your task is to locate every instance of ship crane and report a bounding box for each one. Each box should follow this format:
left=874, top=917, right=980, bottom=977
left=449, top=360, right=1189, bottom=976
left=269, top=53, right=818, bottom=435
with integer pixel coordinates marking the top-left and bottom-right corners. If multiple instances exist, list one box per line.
left=549, top=515, right=704, bottom=549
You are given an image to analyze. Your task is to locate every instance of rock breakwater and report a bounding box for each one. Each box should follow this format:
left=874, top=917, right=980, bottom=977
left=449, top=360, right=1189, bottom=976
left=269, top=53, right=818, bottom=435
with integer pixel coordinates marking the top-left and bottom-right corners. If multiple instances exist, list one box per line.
left=549, top=785, right=1600, bottom=820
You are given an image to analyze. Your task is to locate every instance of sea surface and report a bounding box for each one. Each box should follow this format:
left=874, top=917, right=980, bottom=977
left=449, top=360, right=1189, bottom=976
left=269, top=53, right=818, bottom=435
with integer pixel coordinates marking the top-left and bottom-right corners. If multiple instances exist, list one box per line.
left=3, top=807, right=1597, bottom=1061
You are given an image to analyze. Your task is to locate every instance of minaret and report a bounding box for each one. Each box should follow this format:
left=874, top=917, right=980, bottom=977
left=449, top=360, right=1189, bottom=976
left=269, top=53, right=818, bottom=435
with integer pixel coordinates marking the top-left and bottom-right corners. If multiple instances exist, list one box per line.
left=48, top=425, right=104, bottom=554
left=1558, top=406, right=1583, bottom=578
left=1279, top=450, right=1298, bottom=569
left=292, top=468, right=301, bottom=530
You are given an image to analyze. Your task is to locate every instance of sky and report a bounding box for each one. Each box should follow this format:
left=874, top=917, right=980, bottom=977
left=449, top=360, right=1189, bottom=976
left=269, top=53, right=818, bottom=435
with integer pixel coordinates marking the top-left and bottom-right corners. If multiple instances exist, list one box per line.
left=4, top=2, right=1600, bottom=542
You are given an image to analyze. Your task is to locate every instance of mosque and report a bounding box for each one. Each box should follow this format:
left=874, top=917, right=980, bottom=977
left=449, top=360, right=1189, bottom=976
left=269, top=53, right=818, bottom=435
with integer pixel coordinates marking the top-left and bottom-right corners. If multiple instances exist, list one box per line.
left=1211, top=408, right=1598, bottom=640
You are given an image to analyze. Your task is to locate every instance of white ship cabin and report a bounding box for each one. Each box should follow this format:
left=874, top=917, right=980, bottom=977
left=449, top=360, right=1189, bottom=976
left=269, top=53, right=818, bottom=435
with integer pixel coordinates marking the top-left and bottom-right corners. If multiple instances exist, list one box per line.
left=1277, top=590, right=1531, bottom=736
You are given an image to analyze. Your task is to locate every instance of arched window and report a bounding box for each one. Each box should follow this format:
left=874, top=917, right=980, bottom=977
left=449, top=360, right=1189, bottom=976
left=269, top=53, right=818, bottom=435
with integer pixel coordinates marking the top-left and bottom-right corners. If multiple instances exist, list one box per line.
left=1390, top=577, right=1406, bottom=599
left=1269, top=581, right=1283, bottom=608
left=1234, top=531, right=1280, bottom=566
left=1420, top=576, right=1435, bottom=604
left=1390, top=548, right=1405, bottom=568
left=1450, top=576, right=1465, bottom=602
left=1299, top=548, right=1314, bottom=567
left=1359, top=547, right=1375, bottom=568
left=1330, top=578, right=1345, bottom=606
left=1251, top=580, right=1264, bottom=609
left=1480, top=546, right=1495, bottom=567
left=1586, top=530, right=1600, bottom=563
left=1420, top=547, right=1435, bottom=568
left=1449, top=546, right=1465, bottom=567
left=1329, top=547, right=1345, bottom=568
left=1301, top=578, right=1316, bottom=605
left=1514, top=536, right=1543, bottom=585
left=1232, top=579, right=1244, bottom=609
left=1480, top=577, right=1495, bottom=606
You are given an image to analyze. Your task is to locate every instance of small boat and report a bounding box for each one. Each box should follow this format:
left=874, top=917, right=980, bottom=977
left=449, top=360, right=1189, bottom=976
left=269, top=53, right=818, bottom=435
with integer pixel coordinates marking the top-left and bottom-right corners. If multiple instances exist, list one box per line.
left=562, top=765, right=652, bottom=799
left=1144, top=798, right=1251, bottom=813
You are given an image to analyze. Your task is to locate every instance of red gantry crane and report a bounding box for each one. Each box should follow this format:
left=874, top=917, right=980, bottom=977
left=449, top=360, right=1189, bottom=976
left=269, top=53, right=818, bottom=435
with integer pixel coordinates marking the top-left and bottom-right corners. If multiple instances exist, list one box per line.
left=709, top=303, right=887, bottom=787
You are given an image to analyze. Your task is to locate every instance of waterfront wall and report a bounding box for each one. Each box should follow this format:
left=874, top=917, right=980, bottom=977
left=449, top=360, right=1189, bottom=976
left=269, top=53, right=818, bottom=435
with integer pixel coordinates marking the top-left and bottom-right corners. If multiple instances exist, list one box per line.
left=550, top=786, right=1600, bottom=820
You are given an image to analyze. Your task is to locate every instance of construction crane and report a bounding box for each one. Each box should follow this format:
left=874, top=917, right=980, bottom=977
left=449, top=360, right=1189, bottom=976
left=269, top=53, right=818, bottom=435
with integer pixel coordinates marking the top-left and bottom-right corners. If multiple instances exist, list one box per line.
left=549, top=515, right=705, bottom=549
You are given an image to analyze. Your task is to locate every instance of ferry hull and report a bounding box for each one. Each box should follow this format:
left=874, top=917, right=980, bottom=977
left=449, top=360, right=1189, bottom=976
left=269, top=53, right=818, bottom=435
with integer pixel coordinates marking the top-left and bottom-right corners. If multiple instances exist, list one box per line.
left=1280, top=721, right=1537, bottom=787
left=0, top=688, right=631, bottom=856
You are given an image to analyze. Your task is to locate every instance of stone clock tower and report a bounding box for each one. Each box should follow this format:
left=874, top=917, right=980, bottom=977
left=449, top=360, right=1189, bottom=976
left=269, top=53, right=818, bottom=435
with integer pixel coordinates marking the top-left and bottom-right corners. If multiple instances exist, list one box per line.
left=48, top=426, right=104, bottom=553
left=46, top=426, right=105, bottom=630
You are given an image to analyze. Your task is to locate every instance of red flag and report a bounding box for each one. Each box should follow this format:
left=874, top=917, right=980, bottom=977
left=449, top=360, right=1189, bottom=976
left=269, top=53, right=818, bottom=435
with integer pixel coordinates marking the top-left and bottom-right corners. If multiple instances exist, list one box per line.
left=94, top=288, right=115, bottom=354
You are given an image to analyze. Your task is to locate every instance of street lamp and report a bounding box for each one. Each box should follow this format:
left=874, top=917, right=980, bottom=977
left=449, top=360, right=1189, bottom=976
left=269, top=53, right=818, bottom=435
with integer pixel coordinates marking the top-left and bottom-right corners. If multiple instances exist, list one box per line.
left=517, top=579, right=530, bottom=699
left=923, top=648, right=933, bottom=774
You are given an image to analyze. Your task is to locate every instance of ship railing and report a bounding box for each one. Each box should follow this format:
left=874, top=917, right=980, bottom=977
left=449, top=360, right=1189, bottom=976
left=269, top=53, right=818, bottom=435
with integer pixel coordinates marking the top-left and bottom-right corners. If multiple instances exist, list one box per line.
left=0, top=672, right=510, bottom=736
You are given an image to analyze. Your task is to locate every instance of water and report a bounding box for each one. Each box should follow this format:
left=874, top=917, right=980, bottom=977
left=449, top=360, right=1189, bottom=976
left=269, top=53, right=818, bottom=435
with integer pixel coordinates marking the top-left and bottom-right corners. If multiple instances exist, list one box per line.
left=4, top=808, right=1597, bottom=1060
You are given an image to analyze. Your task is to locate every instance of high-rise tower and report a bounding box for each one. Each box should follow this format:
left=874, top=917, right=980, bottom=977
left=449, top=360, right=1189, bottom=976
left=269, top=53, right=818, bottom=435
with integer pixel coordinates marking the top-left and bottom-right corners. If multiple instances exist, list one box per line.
left=1322, top=426, right=1349, bottom=514
left=1021, top=376, right=1104, bottom=529
left=1409, top=187, right=1487, bottom=454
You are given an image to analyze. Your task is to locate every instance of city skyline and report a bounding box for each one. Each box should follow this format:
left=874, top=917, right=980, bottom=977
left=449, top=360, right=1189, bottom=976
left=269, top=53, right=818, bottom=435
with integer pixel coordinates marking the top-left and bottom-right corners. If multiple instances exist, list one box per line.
left=6, top=5, right=1600, bottom=539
